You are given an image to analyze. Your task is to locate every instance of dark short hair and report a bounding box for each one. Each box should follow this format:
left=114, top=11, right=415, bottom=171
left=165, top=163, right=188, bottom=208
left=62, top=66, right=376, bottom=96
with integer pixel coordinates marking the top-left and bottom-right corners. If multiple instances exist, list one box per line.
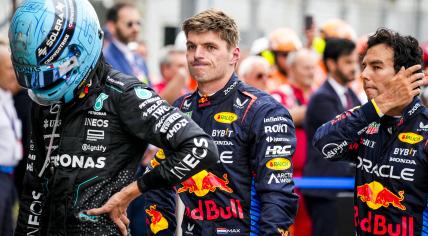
left=366, top=28, right=423, bottom=73
left=106, top=3, right=135, bottom=22
left=323, top=38, right=356, bottom=70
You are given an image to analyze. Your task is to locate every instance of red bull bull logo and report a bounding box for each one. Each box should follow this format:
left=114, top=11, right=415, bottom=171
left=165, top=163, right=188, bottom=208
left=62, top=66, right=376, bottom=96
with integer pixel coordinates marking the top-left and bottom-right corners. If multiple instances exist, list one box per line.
left=177, top=170, right=233, bottom=197
left=146, top=205, right=169, bottom=234
left=354, top=207, right=414, bottom=236
left=356, top=181, right=406, bottom=210
left=185, top=199, right=244, bottom=220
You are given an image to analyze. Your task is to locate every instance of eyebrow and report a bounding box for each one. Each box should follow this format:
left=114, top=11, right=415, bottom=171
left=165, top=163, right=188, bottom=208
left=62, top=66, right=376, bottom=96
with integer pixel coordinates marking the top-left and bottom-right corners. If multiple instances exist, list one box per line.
left=368, top=60, right=384, bottom=66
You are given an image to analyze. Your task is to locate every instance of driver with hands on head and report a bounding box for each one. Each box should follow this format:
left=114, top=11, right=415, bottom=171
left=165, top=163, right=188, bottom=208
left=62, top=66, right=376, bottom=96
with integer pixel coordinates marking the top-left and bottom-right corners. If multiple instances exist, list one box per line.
left=10, top=0, right=218, bottom=235
left=313, top=28, right=428, bottom=236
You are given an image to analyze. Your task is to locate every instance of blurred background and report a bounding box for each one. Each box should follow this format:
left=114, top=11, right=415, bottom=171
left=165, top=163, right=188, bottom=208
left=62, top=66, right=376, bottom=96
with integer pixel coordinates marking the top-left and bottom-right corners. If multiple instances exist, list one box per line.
left=1, top=0, right=428, bottom=78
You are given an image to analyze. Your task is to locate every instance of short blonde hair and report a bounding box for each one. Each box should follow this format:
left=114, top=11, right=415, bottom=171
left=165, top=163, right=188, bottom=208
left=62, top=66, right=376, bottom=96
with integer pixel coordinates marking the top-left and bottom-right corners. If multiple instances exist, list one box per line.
left=182, top=9, right=239, bottom=49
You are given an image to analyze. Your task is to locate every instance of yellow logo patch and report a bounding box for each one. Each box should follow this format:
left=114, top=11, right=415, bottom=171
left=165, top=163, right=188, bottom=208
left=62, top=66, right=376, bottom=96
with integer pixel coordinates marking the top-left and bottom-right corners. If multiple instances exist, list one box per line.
left=156, top=149, right=166, bottom=159
left=266, top=158, right=291, bottom=170
left=214, top=112, right=238, bottom=124
left=398, top=132, right=423, bottom=144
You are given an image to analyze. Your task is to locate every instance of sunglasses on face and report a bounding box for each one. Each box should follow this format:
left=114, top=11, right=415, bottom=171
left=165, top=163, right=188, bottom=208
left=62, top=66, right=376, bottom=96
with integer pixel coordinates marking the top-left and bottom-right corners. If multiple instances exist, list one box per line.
left=126, top=20, right=141, bottom=28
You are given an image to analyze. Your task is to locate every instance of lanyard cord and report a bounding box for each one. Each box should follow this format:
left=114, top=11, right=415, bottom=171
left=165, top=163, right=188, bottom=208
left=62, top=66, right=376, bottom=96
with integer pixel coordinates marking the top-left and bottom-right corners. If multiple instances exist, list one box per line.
left=38, top=103, right=61, bottom=177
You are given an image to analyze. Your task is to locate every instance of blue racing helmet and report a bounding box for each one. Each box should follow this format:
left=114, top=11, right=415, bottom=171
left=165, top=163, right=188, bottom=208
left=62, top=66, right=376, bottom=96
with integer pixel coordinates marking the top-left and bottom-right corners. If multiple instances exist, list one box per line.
left=9, top=0, right=103, bottom=105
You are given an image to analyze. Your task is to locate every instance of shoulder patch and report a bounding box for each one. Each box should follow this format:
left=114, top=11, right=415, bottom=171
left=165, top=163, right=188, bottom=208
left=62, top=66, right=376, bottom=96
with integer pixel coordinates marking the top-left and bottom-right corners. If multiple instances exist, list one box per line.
left=134, top=87, right=152, bottom=99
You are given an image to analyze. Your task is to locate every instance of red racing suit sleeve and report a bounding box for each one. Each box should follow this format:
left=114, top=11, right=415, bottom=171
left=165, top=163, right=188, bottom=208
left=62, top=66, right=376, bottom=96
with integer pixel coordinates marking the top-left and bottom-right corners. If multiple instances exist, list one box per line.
left=250, top=103, right=298, bottom=234
left=313, top=101, right=381, bottom=162
left=116, top=85, right=219, bottom=192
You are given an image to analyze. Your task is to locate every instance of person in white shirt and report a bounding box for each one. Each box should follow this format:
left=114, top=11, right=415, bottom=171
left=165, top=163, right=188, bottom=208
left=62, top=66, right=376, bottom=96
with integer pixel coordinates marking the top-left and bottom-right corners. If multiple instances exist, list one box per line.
left=0, top=42, right=22, bottom=235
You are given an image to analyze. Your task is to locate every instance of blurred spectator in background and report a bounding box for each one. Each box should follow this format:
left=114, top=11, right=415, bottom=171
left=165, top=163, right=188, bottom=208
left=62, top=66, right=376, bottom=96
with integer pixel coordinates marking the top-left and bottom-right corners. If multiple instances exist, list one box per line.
left=304, top=15, right=317, bottom=50
left=303, top=38, right=360, bottom=236
left=154, top=45, right=189, bottom=104
left=270, top=48, right=318, bottom=236
left=0, top=42, right=23, bottom=236
left=267, top=28, right=302, bottom=91
left=238, top=55, right=270, bottom=91
left=103, top=2, right=151, bottom=85
left=129, top=40, right=149, bottom=60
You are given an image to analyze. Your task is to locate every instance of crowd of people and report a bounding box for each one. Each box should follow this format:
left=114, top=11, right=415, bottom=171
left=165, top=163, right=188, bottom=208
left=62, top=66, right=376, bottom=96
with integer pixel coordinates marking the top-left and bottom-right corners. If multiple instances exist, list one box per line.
left=2, top=0, right=428, bottom=235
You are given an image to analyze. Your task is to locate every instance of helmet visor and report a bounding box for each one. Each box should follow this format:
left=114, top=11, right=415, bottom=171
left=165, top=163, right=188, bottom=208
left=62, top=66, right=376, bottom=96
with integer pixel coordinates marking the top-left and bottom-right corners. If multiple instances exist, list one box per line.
left=13, top=56, right=79, bottom=89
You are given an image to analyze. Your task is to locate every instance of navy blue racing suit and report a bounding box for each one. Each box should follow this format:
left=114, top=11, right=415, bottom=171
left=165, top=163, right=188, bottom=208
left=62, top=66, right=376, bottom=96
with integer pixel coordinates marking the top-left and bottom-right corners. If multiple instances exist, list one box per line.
left=313, top=98, right=428, bottom=236
left=144, top=74, right=298, bottom=235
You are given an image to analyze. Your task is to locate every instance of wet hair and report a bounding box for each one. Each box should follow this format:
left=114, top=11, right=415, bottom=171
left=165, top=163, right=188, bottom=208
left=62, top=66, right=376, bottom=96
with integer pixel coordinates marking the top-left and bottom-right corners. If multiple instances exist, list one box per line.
left=106, top=3, right=135, bottom=22
left=323, top=38, right=356, bottom=70
left=366, top=28, right=423, bottom=73
left=182, top=9, right=239, bottom=49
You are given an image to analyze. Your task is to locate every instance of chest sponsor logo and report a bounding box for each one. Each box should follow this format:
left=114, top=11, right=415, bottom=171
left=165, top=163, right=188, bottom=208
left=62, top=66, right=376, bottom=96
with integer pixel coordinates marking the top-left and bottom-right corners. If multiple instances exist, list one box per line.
left=43, top=119, right=62, bottom=129
left=219, top=151, right=233, bottom=164
left=398, top=132, right=423, bottom=144
left=146, top=205, right=169, bottom=234
left=214, top=112, right=238, bottom=124
left=408, top=102, right=421, bottom=116
left=356, top=181, right=406, bottom=210
left=265, top=145, right=291, bottom=156
left=223, top=81, right=238, bottom=95
left=264, top=124, right=288, bottom=134
left=82, top=144, right=106, bottom=152
left=360, top=138, right=376, bottom=148
left=211, top=128, right=234, bottom=137
left=392, top=148, right=417, bottom=157
left=268, top=172, right=292, bottom=184
left=354, top=207, right=413, bottom=236
left=321, top=141, right=348, bottom=159
left=134, top=87, right=152, bottom=99
left=177, top=170, right=233, bottom=196
left=264, top=116, right=287, bottom=123
left=233, top=98, right=249, bottom=109
left=184, top=198, right=243, bottom=221
left=216, top=227, right=241, bottom=234
left=84, top=118, right=109, bottom=128
left=106, top=76, right=124, bottom=86
left=357, top=156, right=414, bottom=181
left=266, top=158, right=291, bottom=170
left=86, top=129, right=104, bottom=142
left=183, top=99, right=192, bottom=110
left=266, top=136, right=289, bottom=142
left=418, top=121, right=428, bottom=131
left=366, top=122, right=380, bottom=135
left=51, top=154, right=105, bottom=169
left=94, top=93, right=108, bottom=111
left=88, top=110, right=106, bottom=116
left=213, top=140, right=233, bottom=146
left=389, top=157, right=416, bottom=165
